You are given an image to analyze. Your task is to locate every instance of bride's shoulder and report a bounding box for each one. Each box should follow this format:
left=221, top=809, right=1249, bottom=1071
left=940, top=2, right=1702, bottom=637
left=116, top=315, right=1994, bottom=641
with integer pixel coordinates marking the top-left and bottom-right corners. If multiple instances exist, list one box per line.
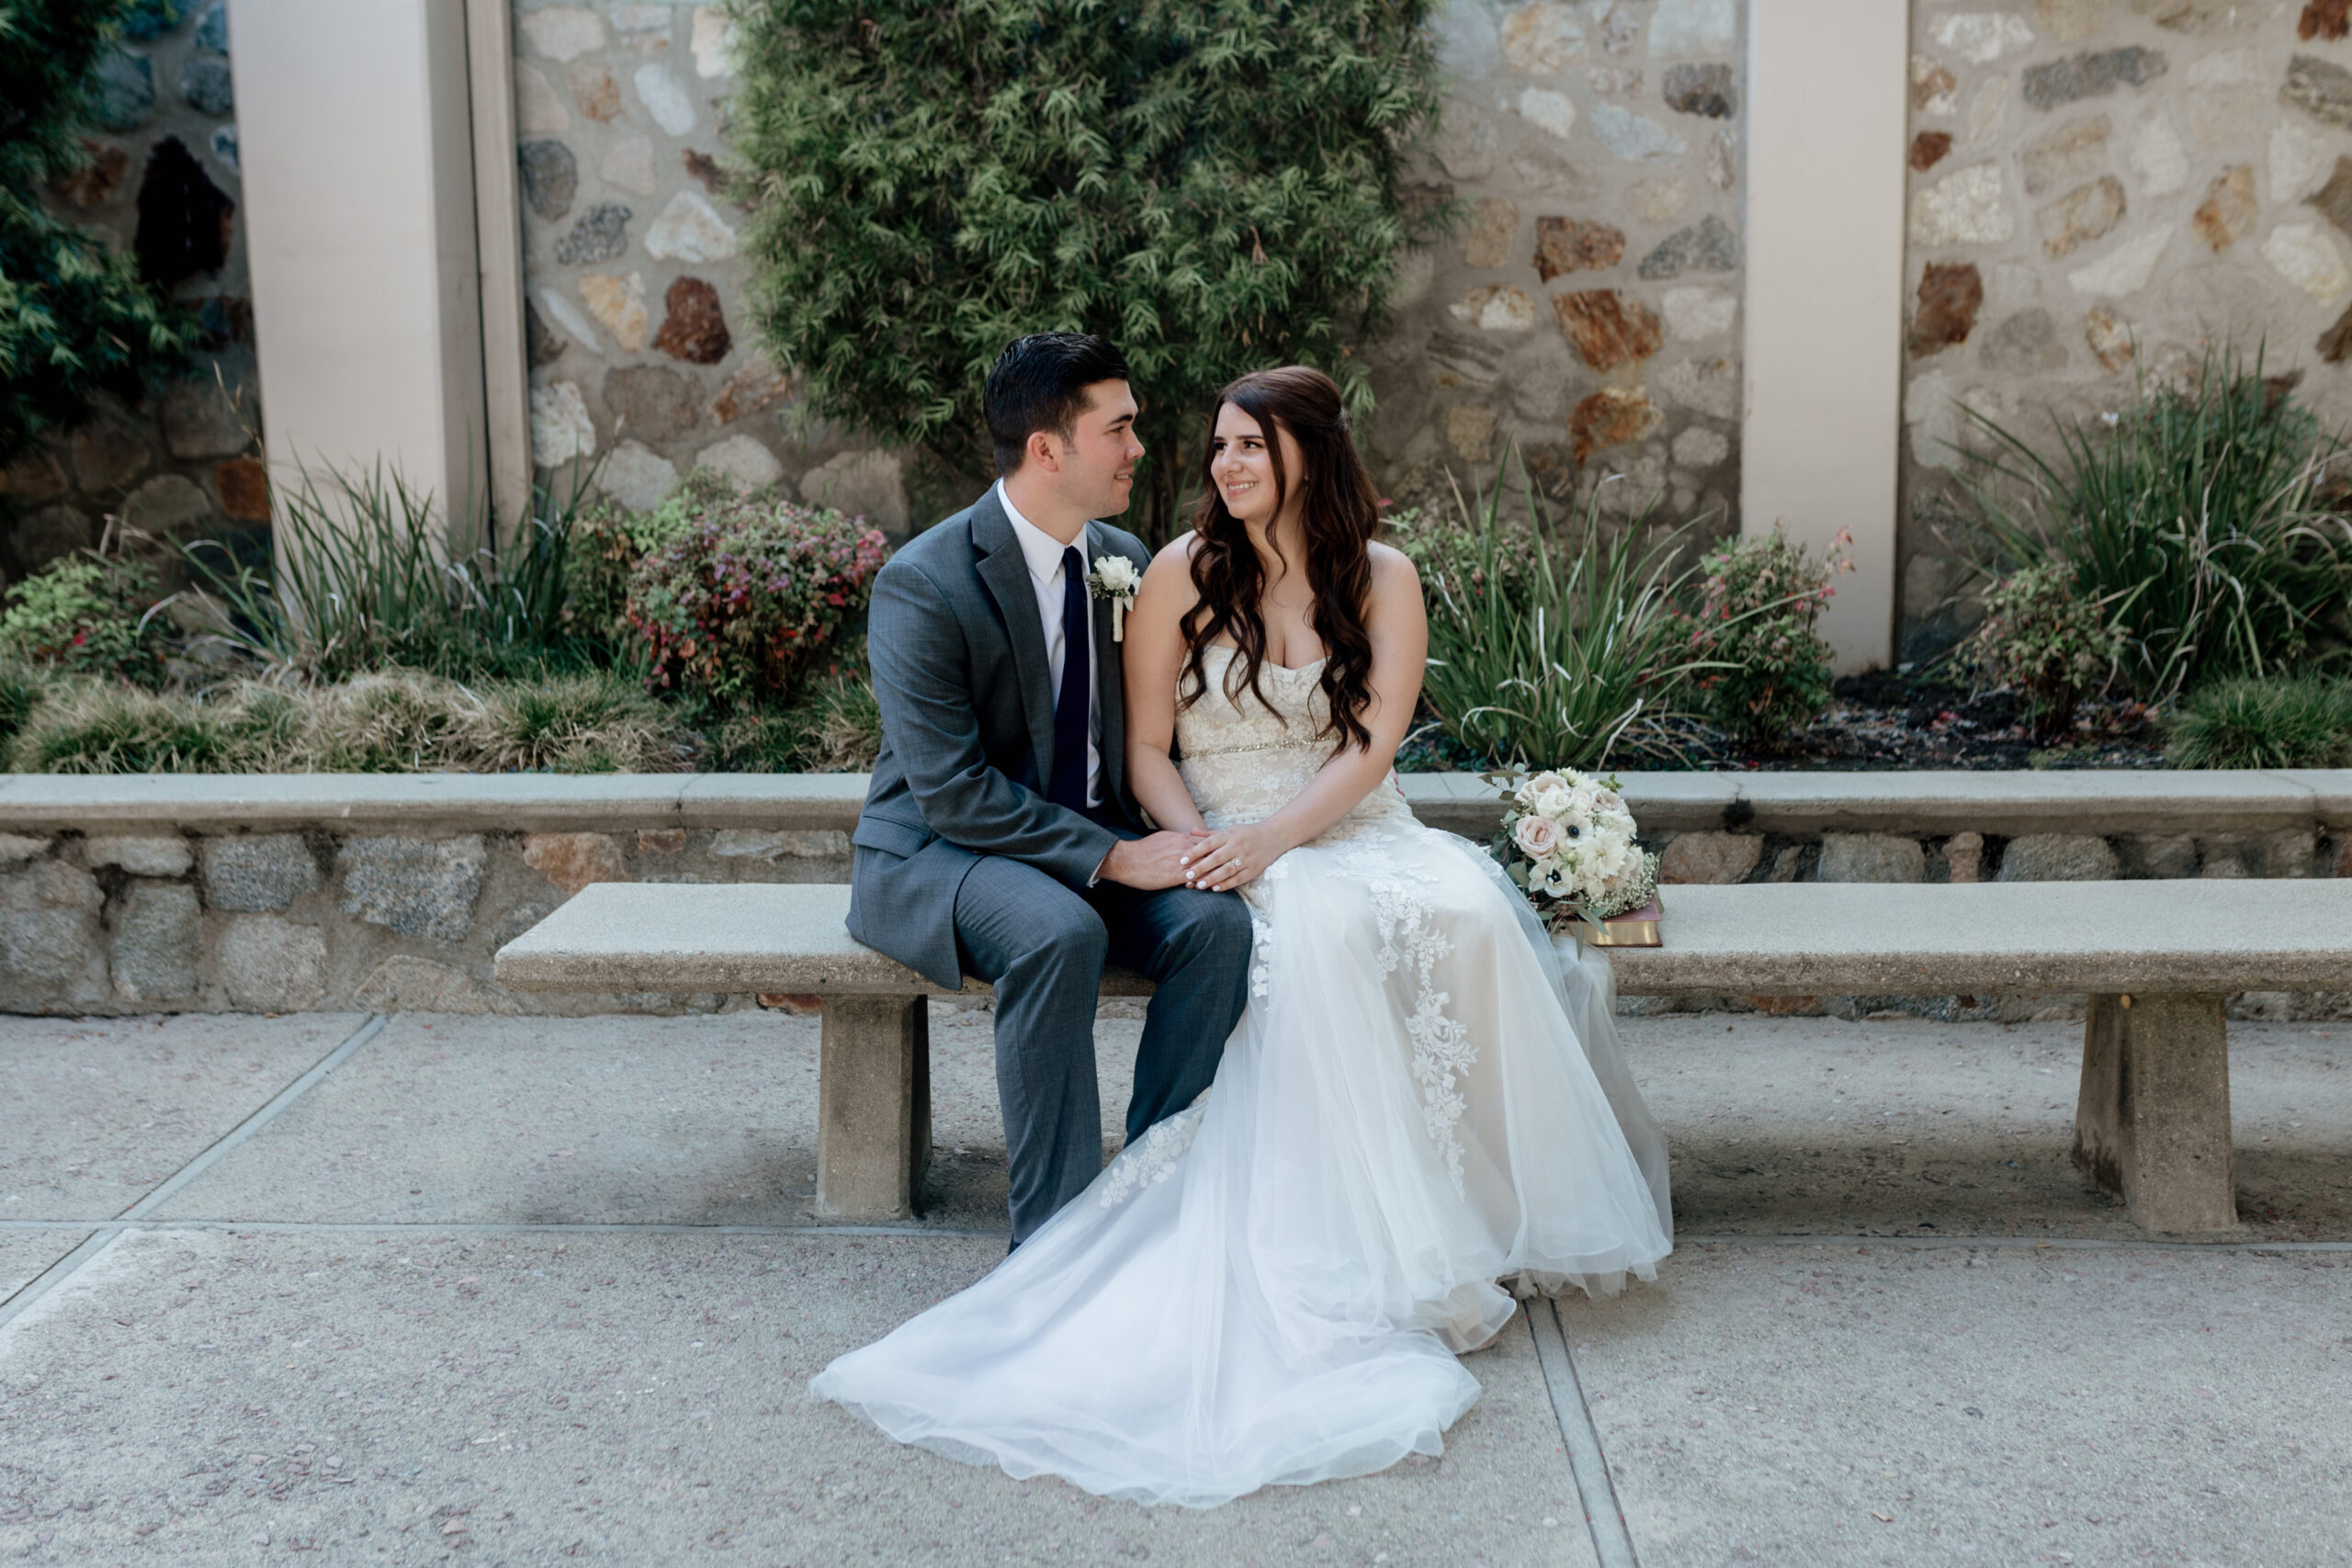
left=1365, top=538, right=1420, bottom=591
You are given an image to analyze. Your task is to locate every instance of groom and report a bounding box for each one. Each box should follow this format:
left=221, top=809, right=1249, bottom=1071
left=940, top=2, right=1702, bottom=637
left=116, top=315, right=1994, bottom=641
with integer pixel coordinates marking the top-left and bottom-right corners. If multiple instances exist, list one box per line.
left=847, top=333, right=1255, bottom=1245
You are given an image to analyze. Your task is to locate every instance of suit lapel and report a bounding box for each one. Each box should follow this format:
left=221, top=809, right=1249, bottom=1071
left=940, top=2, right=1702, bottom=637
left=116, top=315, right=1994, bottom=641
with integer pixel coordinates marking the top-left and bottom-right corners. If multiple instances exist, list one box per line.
left=970, top=491, right=1059, bottom=784
left=1085, top=522, right=1127, bottom=810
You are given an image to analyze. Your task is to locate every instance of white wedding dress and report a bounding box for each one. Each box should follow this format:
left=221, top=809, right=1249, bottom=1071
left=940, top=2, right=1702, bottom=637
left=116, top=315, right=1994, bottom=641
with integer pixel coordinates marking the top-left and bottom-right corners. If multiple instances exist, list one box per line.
left=811, top=647, right=1674, bottom=1507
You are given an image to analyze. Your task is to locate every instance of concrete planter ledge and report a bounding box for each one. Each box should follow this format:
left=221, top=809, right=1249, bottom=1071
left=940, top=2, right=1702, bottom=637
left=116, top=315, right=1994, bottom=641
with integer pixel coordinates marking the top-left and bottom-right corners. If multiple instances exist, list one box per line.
left=0, top=768, right=2346, bottom=837
left=3, top=769, right=2346, bottom=1020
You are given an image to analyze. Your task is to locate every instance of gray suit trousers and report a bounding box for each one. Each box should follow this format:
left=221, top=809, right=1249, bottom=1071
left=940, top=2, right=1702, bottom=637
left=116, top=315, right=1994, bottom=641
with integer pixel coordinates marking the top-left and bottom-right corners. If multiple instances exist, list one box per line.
left=937, top=851, right=1255, bottom=1243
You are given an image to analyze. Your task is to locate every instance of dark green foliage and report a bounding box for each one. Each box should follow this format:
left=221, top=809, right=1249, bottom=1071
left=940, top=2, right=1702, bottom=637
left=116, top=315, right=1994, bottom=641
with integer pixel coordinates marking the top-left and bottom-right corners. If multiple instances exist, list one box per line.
left=2165, top=676, right=2352, bottom=769
left=1682, top=525, right=1849, bottom=750
left=1, top=0, right=199, bottom=466
left=0, top=546, right=168, bottom=682
left=1958, top=344, right=2352, bottom=697
left=180, top=463, right=601, bottom=683
left=0, top=658, right=42, bottom=748
left=729, top=0, right=1446, bottom=538
left=1970, top=561, right=2127, bottom=740
left=623, top=491, right=886, bottom=713
left=1400, top=458, right=1713, bottom=770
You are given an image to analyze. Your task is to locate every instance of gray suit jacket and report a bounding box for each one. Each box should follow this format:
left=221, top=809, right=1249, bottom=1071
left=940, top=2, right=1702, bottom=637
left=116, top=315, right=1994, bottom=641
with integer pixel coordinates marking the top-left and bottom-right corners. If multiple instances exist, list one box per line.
left=846, top=488, right=1151, bottom=989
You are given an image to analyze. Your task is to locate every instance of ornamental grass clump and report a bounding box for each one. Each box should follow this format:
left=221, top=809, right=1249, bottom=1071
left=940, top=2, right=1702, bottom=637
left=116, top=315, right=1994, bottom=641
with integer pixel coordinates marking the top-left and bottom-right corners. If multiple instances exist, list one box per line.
left=2165, top=675, right=2352, bottom=769
left=4, top=670, right=686, bottom=774
left=1969, top=562, right=2128, bottom=740
left=1957, top=343, right=2352, bottom=696
left=1681, top=525, right=1851, bottom=750
left=1404, top=460, right=1712, bottom=771
left=622, top=496, right=887, bottom=713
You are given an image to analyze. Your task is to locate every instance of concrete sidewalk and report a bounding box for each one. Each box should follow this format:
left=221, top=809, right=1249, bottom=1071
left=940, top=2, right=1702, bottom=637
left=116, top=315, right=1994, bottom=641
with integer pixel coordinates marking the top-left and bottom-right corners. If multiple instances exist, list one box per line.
left=3, top=1008, right=2347, bottom=1564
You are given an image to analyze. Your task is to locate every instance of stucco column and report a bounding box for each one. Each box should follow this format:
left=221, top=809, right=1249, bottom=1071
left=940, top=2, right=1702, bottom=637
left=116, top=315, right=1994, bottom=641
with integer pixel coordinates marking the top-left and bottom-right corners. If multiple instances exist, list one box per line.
left=232, top=0, right=490, bottom=527
left=1741, top=0, right=1908, bottom=671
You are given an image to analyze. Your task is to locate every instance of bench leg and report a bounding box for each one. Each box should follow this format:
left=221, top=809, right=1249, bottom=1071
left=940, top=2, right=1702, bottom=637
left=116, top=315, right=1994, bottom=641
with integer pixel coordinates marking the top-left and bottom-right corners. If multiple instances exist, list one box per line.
left=2072, top=993, right=2236, bottom=1234
left=816, top=996, right=931, bottom=1222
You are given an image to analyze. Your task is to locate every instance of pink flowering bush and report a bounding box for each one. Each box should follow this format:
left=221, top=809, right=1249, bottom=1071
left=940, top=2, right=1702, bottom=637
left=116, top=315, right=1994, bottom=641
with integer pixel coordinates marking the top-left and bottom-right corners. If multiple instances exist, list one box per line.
left=1681, top=525, right=1853, bottom=750
left=623, top=496, right=887, bottom=712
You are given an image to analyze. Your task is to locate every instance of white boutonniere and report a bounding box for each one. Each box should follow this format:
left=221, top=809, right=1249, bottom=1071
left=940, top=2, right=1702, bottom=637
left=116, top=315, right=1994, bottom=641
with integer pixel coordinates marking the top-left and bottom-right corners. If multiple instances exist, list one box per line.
left=1086, top=554, right=1141, bottom=641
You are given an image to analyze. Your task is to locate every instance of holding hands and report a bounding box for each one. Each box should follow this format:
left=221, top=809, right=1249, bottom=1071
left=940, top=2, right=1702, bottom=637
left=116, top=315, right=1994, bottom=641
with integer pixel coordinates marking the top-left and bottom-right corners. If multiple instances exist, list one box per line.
left=1181, top=821, right=1292, bottom=894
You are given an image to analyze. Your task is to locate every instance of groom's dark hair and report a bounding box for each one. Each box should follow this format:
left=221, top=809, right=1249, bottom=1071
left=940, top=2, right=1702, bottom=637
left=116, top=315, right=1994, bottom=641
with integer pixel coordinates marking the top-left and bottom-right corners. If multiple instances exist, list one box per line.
left=985, top=333, right=1133, bottom=476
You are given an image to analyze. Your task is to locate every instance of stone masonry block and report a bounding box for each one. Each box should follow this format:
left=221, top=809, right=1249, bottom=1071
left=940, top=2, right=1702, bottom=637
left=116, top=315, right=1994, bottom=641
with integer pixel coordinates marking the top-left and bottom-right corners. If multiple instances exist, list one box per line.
left=1659, top=831, right=1760, bottom=885
left=203, top=834, right=322, bottom=912
left=1, top=860, right=107, bottom=1007
left=1944, top=831, right=1985, bottom=883
left=2131, top=833, right=2199, bottom=879
left=85, top=835, right=195, bottom=876
left=111, top=883, right=200, bottom=1001
left=2264, top=830, right=2319, bottom=877
left=1815, top=834, right=1926, bottom=884
left=1997, top=834, right=2120, bottom=882
left=524, top=832, right=627, bottom=896
left=710, top=829, right=854, bottom=860
left=219, top=917, right=327, bottom=1011
left=0, top=833, right=51, bottom=866
left=336, top=836, right=489, bottom=943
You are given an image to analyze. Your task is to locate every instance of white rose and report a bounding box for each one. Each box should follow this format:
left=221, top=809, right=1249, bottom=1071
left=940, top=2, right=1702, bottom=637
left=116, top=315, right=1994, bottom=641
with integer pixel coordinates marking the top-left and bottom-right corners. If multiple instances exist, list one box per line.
left=1513, top=815, right=1561, bottom=858
left=1527, top=771, right=1568, bottom=797
left=1091, top=556, right=1140, bottom=594
left=1534, top=786, right=1574, bottom=818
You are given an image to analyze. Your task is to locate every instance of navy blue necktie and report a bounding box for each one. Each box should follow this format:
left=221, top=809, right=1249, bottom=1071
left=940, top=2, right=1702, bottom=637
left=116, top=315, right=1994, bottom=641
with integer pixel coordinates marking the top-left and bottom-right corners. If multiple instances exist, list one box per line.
left=1046, top=546, right=1091, bottom=812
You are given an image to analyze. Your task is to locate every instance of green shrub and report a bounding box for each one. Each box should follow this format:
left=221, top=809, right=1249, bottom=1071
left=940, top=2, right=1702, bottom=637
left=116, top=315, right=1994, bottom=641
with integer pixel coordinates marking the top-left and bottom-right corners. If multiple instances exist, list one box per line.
left=624, top=496, right=886, bottom=712
left=1681, top=525, right=1849, bottom=750
left=1970, top=562, right=2128, bottom=740
left=2165, top=676, right=2352, bottom=769
left=2, top=0, right=199, bottom=466
left=562, top=471, right=730, bottom=642
left=730, top=0, right=1446, bottom=538
left=1958, top=343, right=2352, bottom=696
left=1405, top=463, right=1711, bottom=771
left=0, top=549, right=168, bottom=682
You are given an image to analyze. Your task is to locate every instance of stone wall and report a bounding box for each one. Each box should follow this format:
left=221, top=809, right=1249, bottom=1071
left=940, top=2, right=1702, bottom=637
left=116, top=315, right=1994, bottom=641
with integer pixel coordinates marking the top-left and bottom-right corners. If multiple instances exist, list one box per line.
left=1370, top=0, right=1747, bottom=536
left=2, top=771, right=2343, bottom=1020
left=510, top=0, right=1749, bottom=541
left=509, top=2, right=920, bottom=536
left=1899, top=0, right=2352, bottom=662
left=0, top=0, right=262, bottom=591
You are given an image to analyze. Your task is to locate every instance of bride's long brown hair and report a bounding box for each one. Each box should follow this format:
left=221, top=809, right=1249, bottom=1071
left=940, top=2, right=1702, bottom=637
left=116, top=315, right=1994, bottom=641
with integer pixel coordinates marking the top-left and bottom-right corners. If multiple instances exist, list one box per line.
left=1178, top=367, right=1380, bottom=752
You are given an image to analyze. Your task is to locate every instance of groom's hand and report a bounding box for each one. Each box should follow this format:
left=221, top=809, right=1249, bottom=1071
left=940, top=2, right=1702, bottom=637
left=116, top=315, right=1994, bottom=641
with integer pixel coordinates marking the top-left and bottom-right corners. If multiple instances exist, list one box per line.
left=1098, top=829, right=1213, bottom=890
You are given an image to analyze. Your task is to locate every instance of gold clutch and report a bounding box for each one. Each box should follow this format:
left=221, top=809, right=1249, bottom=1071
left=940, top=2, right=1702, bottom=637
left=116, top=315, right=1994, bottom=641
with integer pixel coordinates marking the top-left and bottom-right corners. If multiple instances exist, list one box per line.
left=1560, top=894, right=1663, bottom=948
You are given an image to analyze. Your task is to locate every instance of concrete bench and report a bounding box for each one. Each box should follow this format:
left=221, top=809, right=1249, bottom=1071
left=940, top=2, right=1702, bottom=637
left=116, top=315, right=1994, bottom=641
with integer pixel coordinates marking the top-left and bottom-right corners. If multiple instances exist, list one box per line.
left=494, top=878, right=2352, bottom=1234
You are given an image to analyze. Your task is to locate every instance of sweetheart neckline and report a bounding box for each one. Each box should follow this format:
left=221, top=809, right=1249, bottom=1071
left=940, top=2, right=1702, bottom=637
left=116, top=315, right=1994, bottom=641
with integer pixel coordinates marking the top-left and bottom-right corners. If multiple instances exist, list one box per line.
left=1203, top=643, right=1328, bottom=675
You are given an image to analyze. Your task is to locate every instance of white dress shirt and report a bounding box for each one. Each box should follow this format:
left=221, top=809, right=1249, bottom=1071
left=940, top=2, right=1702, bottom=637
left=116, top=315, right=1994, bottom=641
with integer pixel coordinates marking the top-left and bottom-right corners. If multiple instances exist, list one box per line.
left=996, top=480, right=1102, bottom=808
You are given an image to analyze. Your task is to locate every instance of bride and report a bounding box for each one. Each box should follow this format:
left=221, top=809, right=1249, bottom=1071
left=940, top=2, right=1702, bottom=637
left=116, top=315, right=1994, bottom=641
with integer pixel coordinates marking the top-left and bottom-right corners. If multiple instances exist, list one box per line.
left=812, top=365, right=1673, bottom=1508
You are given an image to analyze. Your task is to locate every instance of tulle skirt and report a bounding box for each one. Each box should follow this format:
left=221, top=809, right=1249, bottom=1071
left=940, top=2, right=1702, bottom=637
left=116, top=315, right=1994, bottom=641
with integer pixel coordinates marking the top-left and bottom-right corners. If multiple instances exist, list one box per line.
left=811, top=820, right=1672, bottom=1508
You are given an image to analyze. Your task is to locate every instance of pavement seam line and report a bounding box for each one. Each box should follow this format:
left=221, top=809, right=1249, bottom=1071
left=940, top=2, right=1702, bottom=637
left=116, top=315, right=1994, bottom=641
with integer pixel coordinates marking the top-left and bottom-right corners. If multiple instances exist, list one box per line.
left=1532, top=1296, right=1641, bottom=1568
left=114, top=1013, right=390, bottom=1223
left=0, top=1227, right=127, bottom=1334
left=0, top=1014, right=389, bottom=1331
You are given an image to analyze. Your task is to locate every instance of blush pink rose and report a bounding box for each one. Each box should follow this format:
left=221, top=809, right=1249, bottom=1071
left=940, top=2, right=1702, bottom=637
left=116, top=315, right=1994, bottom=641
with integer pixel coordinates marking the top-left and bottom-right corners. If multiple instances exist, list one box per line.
left=1513, top=815, right=1561, bottom=857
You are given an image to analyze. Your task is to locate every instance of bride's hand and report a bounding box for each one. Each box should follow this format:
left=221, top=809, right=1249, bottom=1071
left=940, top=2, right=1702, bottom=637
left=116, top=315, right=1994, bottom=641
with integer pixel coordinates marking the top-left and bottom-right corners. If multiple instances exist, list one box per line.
left=1181, top=822, right=1289, bottom=893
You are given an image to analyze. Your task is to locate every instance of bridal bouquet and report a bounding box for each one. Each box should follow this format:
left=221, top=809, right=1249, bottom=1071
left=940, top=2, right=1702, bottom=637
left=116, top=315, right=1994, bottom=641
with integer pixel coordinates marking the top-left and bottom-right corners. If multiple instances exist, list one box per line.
left=1485, top=766, right=1659, bottom=936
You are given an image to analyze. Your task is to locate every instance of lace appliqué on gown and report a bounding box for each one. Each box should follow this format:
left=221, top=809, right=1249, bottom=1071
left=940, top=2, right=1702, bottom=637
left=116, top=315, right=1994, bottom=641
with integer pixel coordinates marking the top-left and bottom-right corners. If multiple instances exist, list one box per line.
left=1095, top=1098, right=1206, bottom=1209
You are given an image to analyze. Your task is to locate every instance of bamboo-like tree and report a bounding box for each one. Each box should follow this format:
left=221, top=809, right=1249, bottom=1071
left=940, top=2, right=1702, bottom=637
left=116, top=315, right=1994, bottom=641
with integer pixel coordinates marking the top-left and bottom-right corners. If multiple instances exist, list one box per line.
left=0, top=0, right=197, bottom=468
left=729, top=0, right=1445, bottom=540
